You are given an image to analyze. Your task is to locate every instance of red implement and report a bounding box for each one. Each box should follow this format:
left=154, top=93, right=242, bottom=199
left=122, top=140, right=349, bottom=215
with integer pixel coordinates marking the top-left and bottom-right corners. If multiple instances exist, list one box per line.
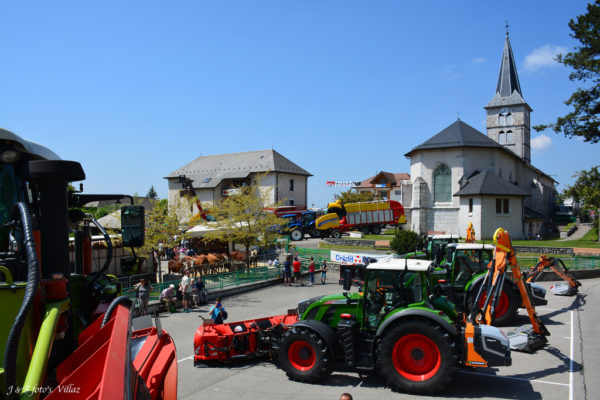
left=194, top=313, right=299, bottom=365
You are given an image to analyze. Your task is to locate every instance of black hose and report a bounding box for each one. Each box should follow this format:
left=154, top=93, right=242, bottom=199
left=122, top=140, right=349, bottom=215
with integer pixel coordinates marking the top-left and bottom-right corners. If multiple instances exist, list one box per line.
left=3, top=203, right=40, bottom=399
left=101, top=295, right=132, bottom=328
left=86, top=214, right=113, bottom=290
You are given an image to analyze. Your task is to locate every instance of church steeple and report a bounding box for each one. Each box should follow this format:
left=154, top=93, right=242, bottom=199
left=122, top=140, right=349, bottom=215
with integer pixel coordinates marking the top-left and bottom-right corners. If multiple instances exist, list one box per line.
left=485, top=30, right=532, bottom=163
left=496, top=33, right=522, bottom=98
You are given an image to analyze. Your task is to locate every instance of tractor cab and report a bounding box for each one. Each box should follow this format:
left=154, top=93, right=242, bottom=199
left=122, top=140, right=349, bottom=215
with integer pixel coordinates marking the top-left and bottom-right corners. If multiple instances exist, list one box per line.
left=361, top=259, right=434, bottom=330
left=424, top=235, right=458, bottom=265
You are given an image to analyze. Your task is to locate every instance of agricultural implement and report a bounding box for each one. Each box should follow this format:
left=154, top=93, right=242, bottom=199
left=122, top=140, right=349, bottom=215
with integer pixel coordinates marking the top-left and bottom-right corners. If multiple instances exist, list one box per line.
left=0, top=128, right=177, bottom=399
left=526, top=255, right=581, bottom=296
left=194, top=257, right=514, bottom=394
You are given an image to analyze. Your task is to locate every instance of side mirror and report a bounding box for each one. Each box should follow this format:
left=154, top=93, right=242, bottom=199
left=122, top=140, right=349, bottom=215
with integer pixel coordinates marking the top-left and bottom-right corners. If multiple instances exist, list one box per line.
left=121, top=205, right=145, bottom=247
left=343, top=269, right=351, bottom=291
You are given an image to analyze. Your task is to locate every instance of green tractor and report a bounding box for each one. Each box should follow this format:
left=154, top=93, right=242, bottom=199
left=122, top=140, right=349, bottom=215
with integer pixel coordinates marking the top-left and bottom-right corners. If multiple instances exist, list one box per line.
left=430, top=243, right=547, bottom=325
left=276, top=258, right=511, bottom=394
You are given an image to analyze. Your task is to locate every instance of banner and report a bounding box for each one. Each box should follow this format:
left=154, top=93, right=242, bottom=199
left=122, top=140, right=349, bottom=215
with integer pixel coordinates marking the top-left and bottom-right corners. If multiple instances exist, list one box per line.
left=330, top=250, right=393, bottom=265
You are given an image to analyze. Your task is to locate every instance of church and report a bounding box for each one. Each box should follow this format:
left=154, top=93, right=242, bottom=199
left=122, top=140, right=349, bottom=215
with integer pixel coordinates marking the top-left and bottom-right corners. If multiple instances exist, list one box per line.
left=403, top=33, right=556, bottom=240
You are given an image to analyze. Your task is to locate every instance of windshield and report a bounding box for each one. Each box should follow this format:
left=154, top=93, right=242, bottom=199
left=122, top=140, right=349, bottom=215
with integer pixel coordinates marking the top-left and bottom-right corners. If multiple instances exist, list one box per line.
left=364, top=269, right=423, bottom=329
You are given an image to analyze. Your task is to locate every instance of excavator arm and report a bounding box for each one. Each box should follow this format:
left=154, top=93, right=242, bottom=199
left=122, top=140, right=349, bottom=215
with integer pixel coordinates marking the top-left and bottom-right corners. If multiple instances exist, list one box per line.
left=527, top=256, right=581, bottom=296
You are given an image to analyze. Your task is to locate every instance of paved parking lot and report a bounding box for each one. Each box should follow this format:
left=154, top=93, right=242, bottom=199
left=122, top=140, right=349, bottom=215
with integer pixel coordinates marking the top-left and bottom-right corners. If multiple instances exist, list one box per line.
left=157, top=274, right=597, bottom=399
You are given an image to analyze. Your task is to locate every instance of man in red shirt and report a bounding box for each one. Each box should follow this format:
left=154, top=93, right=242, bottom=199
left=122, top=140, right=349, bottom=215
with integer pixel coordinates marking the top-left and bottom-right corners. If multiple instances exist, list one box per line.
left=293, top=258, right=302, bottom=286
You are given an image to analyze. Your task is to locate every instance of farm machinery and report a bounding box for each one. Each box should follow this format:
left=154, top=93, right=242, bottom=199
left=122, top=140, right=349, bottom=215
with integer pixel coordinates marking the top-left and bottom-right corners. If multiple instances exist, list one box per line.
left=194, top=256, right=516, bottom=394
left=0, top=128, right=177, bottom=399
left=283, top=210, right=322, bottom=241
left=407, top=234, right=547, bottom=326
left=315, top=199, right=406, bottom=238
left=526, top=255, right=581, bottom=296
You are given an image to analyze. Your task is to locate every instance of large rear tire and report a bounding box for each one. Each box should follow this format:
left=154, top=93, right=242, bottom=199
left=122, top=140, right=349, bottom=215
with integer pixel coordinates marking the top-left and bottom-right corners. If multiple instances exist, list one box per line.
left=468, top=283, right=518, bottom=326
left=377, top=320, right=457, bottom=394
left=278, top=326, right=332, bottom=382
left=290, top=229, right=303, bottom=241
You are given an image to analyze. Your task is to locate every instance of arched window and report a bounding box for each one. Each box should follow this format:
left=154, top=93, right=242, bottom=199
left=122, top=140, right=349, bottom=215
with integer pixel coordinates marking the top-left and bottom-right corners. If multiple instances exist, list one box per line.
left=498, top=114, right=505, bottom=126
left=506, top=113, right=513, bottom=125
left=498, top=131, right=506, bottom=144
left=506, top=130, right=513, bottom=143
left=434, top=164, right=451, bottom=203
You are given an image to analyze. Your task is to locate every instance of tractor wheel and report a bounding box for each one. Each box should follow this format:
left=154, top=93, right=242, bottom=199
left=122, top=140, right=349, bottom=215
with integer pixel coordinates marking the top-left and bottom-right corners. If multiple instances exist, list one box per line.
left=370, top=225, right=381, bottom=235
left=377, top=319, right=458, bottom=394
left=278, top=326, right=332, bottom=383
left=468, top=283, right=518, bottom=326
left=360, top=226, right=370, bottom=235
left=290, top=229, right=303, bottom=241
left=331, top=230, right=342, bottom=239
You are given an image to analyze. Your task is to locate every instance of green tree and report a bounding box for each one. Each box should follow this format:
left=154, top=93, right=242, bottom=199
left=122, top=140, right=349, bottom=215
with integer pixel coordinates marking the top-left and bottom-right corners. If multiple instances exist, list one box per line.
left=390, top=230, right=419, bottom=255
left=199, top=177, right=286, bottom=268
left=146, top=185, right=158, bottom=199
left=562, top=166, right=600, bottom=225
left=138, top=197, right=193, bottom=272
left=334, top=189, right=376, bottom=205
left=534, top=1, right=600, bottom=142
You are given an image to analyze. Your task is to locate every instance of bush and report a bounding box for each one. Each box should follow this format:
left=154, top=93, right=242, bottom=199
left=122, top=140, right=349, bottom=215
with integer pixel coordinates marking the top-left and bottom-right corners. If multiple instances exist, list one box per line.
left=390, top=230, right=419, bottom=255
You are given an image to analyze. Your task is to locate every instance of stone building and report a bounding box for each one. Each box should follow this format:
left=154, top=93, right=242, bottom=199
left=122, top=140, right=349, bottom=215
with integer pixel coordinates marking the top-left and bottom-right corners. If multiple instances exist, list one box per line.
left=164, top=149, right=312, bottom=213
left=403, top=33, right=556, bottom=240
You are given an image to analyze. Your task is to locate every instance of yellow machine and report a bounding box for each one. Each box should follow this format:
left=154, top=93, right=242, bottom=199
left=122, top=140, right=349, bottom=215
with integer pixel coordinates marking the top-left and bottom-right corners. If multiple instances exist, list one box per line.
left=315, top=199, right=406, bottom=238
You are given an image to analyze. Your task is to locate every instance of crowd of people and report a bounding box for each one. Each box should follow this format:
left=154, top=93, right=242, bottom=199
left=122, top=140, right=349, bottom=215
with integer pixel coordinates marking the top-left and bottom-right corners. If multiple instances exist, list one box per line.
left=282, top=253, right=328, bottom=287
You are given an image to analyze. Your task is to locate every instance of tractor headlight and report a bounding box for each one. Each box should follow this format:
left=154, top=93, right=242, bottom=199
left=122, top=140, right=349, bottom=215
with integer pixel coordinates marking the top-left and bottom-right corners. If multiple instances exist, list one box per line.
left=0, top=150, right=20, bottom=163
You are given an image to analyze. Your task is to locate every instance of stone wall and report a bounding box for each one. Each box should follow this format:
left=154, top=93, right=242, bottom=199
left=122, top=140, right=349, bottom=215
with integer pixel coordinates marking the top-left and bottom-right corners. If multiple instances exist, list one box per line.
left=514, top=246, right=574, bottom=255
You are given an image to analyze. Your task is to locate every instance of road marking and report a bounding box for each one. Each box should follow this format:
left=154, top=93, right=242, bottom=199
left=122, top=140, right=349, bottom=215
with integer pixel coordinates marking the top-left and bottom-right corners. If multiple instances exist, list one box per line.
left=459, top=371, right=569, bottom=387
left=570, top=310, right=574, bottom=400
left=178, top=355, right=194, bottom=363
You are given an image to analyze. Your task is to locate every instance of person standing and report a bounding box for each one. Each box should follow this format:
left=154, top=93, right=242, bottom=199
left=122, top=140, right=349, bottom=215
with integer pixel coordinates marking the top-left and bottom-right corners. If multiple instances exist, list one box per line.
left=209, top=296, right=227, bottom=324
left=293, top=257, right=302, bottom=286
left=180, top=270, right=192, bottom=313
left=283, top=256, right=292, bottom=286
left=308, top=257, right=315, bottom=286
left=134, top=278, right=153, bottom=316
left=194, top=275, right=208, bottom=304
left=320, top=259, right=328, bottom=284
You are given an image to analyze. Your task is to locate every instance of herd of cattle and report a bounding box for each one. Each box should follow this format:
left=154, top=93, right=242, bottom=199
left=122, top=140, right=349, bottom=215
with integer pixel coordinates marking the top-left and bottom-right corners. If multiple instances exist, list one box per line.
left=167, top=250, right=259, bottom=275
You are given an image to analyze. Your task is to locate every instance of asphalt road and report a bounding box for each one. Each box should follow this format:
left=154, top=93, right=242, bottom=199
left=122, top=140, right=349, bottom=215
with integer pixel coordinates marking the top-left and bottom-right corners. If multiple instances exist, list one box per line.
left=156, top=274, right=597, bottom=400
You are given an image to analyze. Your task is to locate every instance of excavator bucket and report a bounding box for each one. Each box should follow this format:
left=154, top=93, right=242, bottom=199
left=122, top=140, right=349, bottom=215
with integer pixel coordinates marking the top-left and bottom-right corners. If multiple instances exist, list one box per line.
left=506, top=324, right=548, bottom=353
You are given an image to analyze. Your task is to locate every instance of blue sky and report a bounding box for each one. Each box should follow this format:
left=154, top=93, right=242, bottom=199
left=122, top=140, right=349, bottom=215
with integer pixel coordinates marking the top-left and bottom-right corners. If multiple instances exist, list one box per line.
left=1, top=1, right=597, bottom=208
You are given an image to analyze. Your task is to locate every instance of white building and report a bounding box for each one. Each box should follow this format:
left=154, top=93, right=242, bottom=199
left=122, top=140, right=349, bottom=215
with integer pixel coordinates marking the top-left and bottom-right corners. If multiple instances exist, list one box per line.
left=164, top=149, right=312, bottom=212
left=403, top=33, right=556, bottom=240
left=353, top=171, right=411, bottom=204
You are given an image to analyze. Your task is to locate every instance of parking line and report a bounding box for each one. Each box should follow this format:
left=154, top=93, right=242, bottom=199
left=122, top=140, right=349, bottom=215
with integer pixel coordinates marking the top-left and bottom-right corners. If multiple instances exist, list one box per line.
left=570, top=310, right=574, bottom=400
left=459, top=371, right=569, bottom=387
left=178, top=355, right=194, bottom=363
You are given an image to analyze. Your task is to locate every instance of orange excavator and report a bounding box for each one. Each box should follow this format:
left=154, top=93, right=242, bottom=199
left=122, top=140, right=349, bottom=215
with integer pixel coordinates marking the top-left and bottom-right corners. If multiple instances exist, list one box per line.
left=464, top=228, right=549, bottom=355
left=526, top=255, right=581, bottom=296
left=178, top=175, right=212, bottom=224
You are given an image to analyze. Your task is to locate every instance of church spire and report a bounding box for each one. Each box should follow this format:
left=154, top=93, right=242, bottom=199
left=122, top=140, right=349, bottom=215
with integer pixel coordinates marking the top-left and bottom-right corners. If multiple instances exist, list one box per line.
left=495, top=32, right=522, bottom=97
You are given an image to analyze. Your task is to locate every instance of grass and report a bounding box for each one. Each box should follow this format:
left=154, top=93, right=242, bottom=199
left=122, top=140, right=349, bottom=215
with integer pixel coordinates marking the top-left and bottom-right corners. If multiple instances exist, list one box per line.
left=512, top=228, right=599, bottom=249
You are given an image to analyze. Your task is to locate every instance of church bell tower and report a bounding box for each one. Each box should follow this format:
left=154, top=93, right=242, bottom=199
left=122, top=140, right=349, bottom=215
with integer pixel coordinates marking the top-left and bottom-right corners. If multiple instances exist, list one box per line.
left=484, top=30, right=532, bottom=163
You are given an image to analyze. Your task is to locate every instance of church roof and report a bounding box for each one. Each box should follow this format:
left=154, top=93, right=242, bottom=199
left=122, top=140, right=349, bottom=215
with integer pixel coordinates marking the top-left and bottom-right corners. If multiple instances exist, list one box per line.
left=453, top=170, right=529, bottom=197
left=484, top=34, right=532, bottom=111
left=164, top=149, right=312, bottom=189
left=404, top=120, right=503, bottom=157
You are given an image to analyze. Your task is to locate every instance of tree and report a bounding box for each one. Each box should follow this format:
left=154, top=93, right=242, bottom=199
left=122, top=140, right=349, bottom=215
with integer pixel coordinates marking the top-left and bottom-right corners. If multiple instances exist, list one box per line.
left=334, top=189, right=376, bottom=205
left=146, top=185, right=158, bottom=199
left=534, top=1, right=600, bottom=142
left=390, top=230, right=419, bottom=255
left=562, top=166, right=600, bottom=225
left=199, top=177, right=286, bottom=268
left=137, top=197, right=193, bottom=274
